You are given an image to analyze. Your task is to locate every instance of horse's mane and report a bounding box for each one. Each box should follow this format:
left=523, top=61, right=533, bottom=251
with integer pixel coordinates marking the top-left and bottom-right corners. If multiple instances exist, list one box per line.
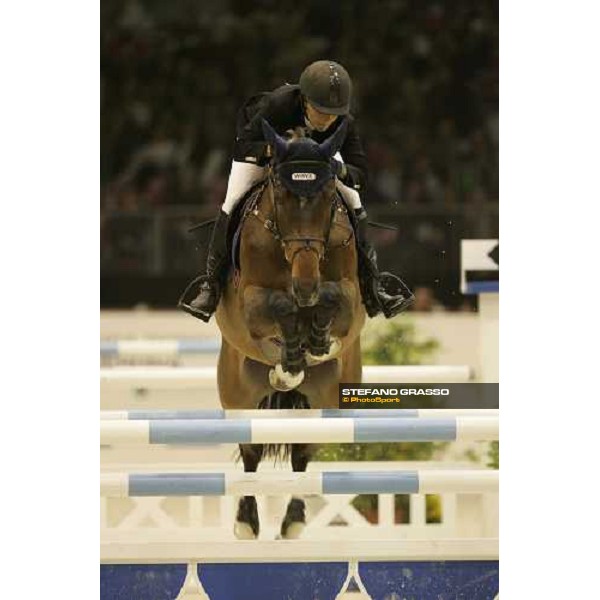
left=284, top=127, right=309, bottom=141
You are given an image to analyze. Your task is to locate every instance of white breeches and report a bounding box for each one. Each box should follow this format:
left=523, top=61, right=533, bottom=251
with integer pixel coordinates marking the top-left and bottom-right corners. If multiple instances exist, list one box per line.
left=221, top=161, right=267, bottom=215
left=333, top=151, right=363, bottom=210
left=335, top=179, right=362, bottom=210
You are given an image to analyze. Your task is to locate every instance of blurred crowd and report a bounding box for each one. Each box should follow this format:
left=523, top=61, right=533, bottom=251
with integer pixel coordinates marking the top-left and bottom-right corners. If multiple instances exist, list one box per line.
left=101, top=0, right=497, bottom=309
left=101, top=0, right=497, bottom=212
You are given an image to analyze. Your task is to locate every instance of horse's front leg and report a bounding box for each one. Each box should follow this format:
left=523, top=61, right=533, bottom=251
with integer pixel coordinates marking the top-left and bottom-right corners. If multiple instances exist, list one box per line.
left=307, top=281, right=342, bottom=358
left=235, top=443, right=263, bottom=539
left=267, top=290, right=306, bottom=391
left=280, top=443, right=315, bottom=539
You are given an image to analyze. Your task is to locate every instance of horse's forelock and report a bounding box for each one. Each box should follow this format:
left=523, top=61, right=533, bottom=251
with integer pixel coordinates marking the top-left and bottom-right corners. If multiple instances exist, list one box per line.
left=278, top=132, right=327, bottom=164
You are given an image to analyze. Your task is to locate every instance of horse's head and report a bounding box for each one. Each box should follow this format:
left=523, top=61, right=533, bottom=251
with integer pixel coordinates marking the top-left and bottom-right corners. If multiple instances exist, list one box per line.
left=262, top=118, right=348, bottom=307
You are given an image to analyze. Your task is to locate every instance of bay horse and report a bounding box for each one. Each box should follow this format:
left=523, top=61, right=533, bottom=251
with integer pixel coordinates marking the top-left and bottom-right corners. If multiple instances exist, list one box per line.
left=215, top=119, right=365, bottom=539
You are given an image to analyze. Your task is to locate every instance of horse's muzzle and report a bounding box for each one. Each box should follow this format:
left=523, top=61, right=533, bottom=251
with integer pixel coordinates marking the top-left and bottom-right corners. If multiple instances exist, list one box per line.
left=292, top=278, right=320, bottom=307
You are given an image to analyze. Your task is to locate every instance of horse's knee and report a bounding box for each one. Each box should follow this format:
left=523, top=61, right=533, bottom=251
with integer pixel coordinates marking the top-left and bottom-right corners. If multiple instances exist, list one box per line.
left=318, top=281, right=342, bottom=309
left=267, top=290, right=296, bottom=318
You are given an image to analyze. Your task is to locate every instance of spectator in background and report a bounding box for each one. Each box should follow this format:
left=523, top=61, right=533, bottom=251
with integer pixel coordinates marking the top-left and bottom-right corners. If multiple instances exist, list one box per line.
left=403, top=152, right=444, bottom=204
left=411, top=287, right=442, bottom=312
left=366, top=141, right=402, bottom=205
left=101, top=0, right=498, bottom=211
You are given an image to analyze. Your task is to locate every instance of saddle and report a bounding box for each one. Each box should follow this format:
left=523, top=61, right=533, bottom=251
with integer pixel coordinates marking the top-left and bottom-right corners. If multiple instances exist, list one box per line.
left=229, top=180, right=269, bottom=271
left=187, top=179, right=268, bottom=272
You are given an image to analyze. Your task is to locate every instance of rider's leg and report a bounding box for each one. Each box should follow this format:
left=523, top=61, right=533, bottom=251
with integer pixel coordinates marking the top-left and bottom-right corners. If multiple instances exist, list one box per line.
left=335, top=179, right=414, bottom=318
left=221, top=161, right=266, bottom=216
left=183, top=161, right=265, bottom=321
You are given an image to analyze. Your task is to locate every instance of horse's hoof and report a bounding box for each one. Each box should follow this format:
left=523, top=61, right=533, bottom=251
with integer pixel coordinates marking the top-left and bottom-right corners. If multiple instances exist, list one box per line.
left=305, top=338, right=342, bottom=365
left=234, top=521, right=258, bottom=540
left=269, top=364, right=305, bottom=391
left=281, top=521, right=305, bottom=539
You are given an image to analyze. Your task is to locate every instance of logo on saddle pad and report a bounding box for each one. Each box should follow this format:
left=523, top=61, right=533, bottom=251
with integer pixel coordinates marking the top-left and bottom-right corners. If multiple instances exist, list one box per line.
left=291, top=172, right=317, bottom=181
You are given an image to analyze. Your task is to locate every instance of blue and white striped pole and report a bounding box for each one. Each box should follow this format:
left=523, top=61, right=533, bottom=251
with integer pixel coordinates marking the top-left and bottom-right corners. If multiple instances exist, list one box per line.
left=101, top=339, right=221, bottom=357
left=101, top=469, right=499, bottom=497
left=100, top=416, right=499, bottom=445
left=101, top=408, right=499, bottom=421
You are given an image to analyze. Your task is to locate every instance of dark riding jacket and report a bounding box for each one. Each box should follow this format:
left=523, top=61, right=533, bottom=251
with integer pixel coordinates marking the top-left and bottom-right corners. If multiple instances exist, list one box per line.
left=233, top=84, right=368, bottom=193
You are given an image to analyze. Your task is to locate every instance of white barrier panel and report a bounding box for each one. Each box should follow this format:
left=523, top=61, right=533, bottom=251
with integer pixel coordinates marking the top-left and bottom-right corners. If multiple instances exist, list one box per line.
left=101, top=538, right=499, bottom=563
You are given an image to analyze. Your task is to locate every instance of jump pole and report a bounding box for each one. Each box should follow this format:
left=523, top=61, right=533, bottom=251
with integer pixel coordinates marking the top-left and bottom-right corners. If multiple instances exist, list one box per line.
left=101, top=469, right=498, bottom=497
left=101, top=408, right=499, bottom=420
left=100, top=416, right=499, bottom=445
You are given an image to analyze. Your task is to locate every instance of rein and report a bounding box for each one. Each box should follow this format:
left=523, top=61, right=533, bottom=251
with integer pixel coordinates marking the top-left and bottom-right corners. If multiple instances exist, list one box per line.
left=249, top=169, right=353, bottom=263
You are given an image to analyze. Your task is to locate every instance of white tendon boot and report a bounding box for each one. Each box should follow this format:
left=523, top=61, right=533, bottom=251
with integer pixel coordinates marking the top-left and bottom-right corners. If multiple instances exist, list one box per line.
left=221, top=160, right=267, bottom=215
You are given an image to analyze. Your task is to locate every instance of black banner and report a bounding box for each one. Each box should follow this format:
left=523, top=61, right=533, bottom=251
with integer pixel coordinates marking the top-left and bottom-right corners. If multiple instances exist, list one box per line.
left=338, top=383, right=499, bottom=409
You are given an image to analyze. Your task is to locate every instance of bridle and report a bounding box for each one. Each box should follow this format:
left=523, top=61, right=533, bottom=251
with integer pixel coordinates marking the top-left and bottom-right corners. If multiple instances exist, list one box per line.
left=249, top=166, right=353, bottom=264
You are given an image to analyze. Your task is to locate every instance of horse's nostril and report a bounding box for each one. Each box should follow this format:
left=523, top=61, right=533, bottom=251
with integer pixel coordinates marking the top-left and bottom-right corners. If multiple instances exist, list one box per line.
left=292, top=279, right=320, bottom=306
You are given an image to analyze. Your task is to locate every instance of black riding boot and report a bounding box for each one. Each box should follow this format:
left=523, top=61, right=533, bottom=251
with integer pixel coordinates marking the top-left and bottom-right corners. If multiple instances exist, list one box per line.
left=355, top=208, right=415, bottom=318
left=178, top=210, right=230, bottom=322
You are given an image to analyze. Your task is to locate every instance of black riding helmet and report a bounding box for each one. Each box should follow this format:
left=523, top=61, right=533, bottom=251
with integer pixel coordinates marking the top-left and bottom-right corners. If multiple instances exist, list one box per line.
left=299, top=60, right=352, bottom=116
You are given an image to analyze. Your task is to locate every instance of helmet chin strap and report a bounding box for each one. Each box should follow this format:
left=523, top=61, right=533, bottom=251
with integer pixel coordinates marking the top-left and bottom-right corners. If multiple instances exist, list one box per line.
left=302, top=97, right=334, bottom=132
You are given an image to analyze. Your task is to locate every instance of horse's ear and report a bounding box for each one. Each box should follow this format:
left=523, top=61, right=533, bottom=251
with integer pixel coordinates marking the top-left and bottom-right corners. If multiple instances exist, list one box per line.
left=261, top=118, right=288, bottom=159
left=318, top=118, right=349, bottom=158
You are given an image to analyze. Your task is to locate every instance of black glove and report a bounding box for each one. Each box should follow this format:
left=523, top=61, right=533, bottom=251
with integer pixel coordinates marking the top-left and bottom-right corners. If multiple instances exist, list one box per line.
left=330, top=158, right=347, bottom=180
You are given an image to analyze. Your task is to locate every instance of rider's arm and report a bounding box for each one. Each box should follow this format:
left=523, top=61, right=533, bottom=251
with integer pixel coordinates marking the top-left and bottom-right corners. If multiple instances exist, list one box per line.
left=231, top=90, right=291, bottom=166
left=338, top=117, right=368, bottom=193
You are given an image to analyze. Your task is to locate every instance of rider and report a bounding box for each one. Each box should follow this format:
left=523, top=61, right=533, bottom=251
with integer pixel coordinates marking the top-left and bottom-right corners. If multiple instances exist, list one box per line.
left=181, top=60, right=414, bottom=321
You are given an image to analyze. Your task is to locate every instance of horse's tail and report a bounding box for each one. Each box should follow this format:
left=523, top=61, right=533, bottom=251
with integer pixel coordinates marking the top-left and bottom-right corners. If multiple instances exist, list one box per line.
left=236, top=390, right=311, bottom=464
left=260, top=389, right=310, bottom=411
